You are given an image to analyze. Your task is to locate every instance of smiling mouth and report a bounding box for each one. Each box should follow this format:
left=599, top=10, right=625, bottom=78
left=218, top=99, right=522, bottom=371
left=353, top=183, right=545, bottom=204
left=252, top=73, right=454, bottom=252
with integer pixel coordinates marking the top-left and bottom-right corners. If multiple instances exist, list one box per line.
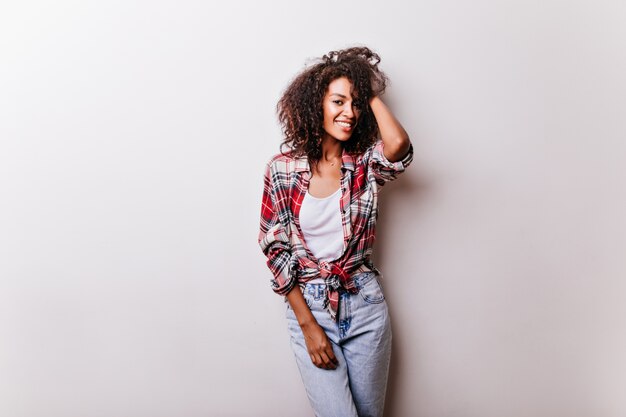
left=336, top=121, right=353, bottom=128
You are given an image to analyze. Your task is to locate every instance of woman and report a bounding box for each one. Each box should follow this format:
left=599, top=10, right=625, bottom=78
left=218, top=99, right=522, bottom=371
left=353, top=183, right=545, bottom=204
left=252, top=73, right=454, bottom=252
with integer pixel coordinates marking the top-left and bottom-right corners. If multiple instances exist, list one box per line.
left=258, top=46, right=413, bottom=417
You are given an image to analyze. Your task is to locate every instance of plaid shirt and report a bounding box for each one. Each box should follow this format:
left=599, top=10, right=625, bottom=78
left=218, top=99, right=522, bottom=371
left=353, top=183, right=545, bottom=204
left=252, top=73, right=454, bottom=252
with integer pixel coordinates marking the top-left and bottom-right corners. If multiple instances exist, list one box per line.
left=258, top=139, right=413, bottom=320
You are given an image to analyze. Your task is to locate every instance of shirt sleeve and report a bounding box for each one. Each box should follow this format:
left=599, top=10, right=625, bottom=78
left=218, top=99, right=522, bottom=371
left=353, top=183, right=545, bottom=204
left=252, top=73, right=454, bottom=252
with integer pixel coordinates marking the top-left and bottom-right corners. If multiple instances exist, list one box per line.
left=367, top=139, right=414, bottom=186
left=258, top=162, right=298, bottom=296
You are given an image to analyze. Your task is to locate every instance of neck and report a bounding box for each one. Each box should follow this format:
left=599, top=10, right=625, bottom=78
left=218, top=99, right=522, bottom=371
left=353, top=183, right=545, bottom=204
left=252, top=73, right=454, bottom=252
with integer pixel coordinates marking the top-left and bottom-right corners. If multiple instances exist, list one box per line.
left=320, top=134, right=343, bottom=162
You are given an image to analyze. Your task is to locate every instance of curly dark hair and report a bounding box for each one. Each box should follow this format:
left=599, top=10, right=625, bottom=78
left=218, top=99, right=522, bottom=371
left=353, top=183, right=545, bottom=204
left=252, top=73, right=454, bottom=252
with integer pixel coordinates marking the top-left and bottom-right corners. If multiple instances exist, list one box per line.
left=276, top=46, right=388, bottom=165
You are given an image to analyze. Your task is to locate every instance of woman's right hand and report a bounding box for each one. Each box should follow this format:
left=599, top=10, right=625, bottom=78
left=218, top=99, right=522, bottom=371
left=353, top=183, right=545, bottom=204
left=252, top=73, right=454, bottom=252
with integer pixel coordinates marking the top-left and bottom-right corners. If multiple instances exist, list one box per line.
left=286, top=286, right=338, bottom=370
left=300, top=321, right=338, bottom=370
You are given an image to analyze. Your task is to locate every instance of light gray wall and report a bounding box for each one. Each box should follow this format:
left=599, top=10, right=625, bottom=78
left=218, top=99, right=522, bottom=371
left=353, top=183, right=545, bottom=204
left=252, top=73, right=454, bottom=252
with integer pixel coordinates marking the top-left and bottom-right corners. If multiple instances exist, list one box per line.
left=1, top=1, right=624, bottom=416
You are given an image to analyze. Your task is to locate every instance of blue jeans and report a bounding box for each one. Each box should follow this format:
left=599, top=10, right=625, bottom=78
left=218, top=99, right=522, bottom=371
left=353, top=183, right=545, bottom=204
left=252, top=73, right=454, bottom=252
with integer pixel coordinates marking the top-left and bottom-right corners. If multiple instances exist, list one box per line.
left=286, top=271, right=392, bottom=417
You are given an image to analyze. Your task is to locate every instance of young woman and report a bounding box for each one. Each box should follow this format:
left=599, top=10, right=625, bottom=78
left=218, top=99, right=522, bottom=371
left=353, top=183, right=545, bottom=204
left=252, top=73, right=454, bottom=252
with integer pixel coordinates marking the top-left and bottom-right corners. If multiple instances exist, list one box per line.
left=258, top=46, right=413, bottom=417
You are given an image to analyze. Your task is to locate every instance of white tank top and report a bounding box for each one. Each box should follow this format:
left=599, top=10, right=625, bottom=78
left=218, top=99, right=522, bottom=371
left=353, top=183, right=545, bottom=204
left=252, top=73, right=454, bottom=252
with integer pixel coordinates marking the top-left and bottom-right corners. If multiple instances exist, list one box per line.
left=299, top=188, right=344, bottom=283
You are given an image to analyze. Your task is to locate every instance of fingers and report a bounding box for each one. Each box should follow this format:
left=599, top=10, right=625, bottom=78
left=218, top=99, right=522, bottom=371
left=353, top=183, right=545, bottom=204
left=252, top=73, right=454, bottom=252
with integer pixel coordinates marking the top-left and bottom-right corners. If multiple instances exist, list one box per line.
left=307, top=339, right=338, bottom=370
left=302, top=323, right=339, bottom=370
left=320, top=350, right=338, bottom=370
left=309, top=349, right=338, bottom=370
left=322, top=342, right=339, bottom=368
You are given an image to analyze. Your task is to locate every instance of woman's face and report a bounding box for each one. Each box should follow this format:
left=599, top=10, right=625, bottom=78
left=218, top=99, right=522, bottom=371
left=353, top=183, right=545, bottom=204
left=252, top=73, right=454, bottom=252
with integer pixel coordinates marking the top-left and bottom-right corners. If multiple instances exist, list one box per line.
left=322, top=77, right=361, bottom=143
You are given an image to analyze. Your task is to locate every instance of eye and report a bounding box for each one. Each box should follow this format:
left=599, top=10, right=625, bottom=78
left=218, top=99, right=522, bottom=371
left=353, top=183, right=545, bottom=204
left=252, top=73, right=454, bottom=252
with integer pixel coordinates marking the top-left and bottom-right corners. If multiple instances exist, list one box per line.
left=333, top=100, right=344, bottom=105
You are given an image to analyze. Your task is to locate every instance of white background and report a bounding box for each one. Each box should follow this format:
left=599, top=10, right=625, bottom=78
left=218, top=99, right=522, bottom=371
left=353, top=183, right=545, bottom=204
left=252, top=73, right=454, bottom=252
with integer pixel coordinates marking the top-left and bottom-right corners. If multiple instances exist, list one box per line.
left=1, top=1, right=625, bottom=416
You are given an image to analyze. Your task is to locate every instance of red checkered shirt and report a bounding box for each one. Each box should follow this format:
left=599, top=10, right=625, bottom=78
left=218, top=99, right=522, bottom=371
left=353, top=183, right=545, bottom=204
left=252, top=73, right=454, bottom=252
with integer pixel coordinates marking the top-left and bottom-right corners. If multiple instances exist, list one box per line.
left=258, top=139, right=413, bottom=320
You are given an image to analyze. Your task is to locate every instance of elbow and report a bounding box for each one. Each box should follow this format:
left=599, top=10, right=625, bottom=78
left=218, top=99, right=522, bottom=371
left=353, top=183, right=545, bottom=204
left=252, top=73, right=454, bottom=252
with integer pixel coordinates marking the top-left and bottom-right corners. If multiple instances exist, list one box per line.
left=384, top=135, right=412, bottom=162
left=396, top=134, right=411, bottom=150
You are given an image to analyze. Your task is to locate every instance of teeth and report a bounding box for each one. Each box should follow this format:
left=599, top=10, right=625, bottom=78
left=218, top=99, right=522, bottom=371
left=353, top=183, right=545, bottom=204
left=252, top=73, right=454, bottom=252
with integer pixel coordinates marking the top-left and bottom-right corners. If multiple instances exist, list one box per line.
left=336, top=121, right=352, bottom=127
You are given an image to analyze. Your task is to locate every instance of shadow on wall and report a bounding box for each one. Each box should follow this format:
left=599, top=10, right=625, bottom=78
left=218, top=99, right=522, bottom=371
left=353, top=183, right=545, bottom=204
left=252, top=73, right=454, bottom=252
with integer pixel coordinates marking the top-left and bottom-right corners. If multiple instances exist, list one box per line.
left=374, top=164, right=431, bottom=417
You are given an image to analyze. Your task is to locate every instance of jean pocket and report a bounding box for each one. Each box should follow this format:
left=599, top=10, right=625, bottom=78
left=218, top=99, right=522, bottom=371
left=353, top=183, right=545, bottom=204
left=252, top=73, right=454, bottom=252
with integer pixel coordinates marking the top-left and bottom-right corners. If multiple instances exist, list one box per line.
left=357, top=274, right=385, bottom=304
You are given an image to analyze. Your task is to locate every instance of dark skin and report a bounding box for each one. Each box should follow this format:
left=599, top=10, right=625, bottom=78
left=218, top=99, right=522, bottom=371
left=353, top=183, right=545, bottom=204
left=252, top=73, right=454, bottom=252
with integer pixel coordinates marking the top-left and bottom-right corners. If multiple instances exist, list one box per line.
left=287, top=77, right=411, bottom=370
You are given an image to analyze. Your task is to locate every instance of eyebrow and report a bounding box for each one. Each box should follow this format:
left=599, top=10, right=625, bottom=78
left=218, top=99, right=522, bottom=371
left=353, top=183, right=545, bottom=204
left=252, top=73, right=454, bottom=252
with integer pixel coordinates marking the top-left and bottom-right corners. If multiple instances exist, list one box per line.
left=329, top=93, right=349, bottom=99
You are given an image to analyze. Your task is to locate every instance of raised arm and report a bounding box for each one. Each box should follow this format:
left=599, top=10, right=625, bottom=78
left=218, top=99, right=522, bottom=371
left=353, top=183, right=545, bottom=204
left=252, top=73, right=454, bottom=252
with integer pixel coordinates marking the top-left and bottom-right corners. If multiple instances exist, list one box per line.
left=369, top=95, right=412, bottom=162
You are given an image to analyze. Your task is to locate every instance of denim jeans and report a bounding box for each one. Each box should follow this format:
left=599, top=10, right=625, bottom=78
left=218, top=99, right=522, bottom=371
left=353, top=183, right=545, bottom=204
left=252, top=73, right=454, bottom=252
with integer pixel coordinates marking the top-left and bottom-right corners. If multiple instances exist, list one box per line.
left=286, top=271, right=392, bottom=417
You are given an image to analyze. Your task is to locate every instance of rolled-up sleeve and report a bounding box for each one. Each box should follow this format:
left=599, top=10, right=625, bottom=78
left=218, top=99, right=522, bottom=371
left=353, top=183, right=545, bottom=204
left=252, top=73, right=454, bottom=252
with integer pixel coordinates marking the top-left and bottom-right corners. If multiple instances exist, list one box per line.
left=367, top=139, right=414, bottom=186
left=258, top=162, right=298, bottom=295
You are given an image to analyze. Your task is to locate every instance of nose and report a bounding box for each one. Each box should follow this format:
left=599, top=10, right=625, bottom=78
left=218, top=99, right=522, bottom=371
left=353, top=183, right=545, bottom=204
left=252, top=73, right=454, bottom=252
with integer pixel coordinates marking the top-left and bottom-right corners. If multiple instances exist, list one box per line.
left=342, top=103, right=355, bottom=118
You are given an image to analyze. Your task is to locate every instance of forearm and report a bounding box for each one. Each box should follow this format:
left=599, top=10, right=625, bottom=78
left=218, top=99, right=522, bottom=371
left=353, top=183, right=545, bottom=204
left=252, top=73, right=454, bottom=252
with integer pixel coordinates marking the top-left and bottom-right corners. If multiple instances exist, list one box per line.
left=285, top=285, right=317, bottom=328
left=369, top=96, right=411, bottom=162
left=285, top=285, right=338, bottom=369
